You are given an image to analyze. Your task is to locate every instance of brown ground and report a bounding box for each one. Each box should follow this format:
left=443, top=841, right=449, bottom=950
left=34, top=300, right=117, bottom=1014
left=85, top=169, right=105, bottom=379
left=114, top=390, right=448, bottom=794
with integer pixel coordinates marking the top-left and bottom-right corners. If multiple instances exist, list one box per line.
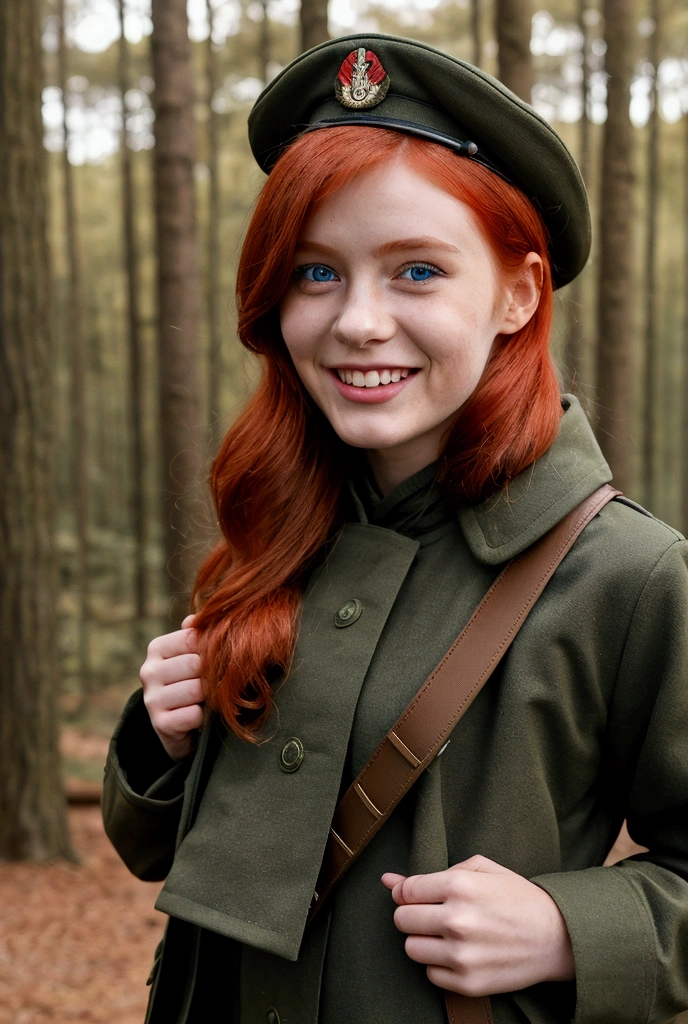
left=0, top=805, right=164, bottom=1024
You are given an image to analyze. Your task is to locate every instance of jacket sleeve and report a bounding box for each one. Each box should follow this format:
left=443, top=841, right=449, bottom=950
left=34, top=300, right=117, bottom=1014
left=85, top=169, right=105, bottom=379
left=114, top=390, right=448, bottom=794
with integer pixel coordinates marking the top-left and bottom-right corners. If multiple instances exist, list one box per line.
left=102, top=689, right=194, bottom=882
left=533, top=539, right=688, bottom=1024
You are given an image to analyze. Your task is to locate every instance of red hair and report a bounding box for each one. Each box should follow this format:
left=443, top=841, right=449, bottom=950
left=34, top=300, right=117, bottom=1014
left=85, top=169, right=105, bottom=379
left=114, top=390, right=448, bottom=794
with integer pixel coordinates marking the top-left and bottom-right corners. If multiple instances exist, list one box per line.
left=193, top=126, right=560, bottom=740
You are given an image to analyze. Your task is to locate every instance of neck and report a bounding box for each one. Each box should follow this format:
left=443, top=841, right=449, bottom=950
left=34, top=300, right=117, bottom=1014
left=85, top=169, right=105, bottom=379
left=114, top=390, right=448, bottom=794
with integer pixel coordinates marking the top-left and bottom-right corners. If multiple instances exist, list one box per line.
left=366, top=434, right=443, bottom=496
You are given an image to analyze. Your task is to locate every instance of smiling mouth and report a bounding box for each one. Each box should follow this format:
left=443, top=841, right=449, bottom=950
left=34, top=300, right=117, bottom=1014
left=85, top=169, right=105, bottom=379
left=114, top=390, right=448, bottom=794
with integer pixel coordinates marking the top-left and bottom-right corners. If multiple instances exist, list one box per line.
left=334, top=368, right=416, bottom=388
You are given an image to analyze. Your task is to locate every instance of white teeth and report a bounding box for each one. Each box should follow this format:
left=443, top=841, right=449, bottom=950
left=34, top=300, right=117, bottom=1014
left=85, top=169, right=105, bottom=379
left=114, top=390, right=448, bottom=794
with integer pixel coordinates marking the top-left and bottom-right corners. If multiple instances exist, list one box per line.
left=336, top=368, right=413, bottom=387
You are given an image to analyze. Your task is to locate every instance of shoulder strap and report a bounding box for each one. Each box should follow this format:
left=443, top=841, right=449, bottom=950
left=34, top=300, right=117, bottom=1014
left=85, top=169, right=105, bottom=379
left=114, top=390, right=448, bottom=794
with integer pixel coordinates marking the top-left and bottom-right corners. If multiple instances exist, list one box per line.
left=308, top=483, right=619, bottom=1019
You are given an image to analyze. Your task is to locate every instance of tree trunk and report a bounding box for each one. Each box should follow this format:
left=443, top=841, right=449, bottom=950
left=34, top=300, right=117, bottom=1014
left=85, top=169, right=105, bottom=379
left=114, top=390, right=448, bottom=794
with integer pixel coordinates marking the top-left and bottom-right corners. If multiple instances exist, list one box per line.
left=642, top=2, right=660, bottom=509
left=58, top=0, right=91, bottom=692
left=595, top=0, right=636, bottom=493
left=118, top=0, right=149, bottom=640
left=299, top=0, right=328, bottom=54
left=470, top=0, right=482, bottom=69
left=205, top=0, right=222, bottom=445
left=151, top=0, right=204, bottom=623
left=0, top=0, right=74, bottom=860
left=494, top=0, right=533, bottom=102
left=564, top=0, right=592, bottom=393
left=258, top=0, right=271, bottom=86
left=681, top=111, right=688, bottom=534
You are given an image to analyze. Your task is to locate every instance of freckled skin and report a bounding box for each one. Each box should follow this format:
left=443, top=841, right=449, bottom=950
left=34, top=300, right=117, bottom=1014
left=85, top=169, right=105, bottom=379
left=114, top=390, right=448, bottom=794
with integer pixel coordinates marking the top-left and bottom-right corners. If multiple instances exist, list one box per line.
left=279, top=157, right=542, bottom=495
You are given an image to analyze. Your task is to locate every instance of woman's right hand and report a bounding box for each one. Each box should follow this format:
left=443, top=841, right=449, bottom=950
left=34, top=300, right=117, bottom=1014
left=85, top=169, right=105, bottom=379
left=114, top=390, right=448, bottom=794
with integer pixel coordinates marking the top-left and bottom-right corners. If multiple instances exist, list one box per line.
left=140, top=614, right=205, bottom=761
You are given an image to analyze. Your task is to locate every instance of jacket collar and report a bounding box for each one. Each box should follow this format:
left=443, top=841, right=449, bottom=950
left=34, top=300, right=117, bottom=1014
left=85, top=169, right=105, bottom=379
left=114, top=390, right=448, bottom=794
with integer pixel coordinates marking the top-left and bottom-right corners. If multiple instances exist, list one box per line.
left=458, top=394, right=612, bottom=564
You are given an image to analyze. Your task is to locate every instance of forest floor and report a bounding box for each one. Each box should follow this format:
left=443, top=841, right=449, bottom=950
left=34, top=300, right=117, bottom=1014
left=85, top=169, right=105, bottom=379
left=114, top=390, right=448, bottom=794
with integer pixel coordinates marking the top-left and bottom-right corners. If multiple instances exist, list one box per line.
left=0, top=802, right=164, bottom=1024
left=0, top=716, right=165, bottom=1024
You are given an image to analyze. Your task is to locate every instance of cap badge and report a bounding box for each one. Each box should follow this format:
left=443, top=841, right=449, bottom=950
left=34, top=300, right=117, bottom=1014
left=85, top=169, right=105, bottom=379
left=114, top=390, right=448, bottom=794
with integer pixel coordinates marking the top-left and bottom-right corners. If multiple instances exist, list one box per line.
left=335, top=48, right=390, bottom=110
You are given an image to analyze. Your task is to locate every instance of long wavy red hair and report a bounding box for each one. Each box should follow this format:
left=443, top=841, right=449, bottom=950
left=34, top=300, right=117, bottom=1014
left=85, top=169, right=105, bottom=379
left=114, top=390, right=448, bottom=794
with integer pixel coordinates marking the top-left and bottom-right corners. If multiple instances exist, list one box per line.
left=193, top=126, right=561, bottom=740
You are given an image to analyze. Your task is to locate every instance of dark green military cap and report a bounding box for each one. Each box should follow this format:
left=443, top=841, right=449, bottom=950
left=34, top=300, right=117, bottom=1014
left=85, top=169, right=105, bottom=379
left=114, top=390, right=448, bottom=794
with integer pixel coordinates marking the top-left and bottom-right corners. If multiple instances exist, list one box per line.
left=248, top=33, right=590, bottom=289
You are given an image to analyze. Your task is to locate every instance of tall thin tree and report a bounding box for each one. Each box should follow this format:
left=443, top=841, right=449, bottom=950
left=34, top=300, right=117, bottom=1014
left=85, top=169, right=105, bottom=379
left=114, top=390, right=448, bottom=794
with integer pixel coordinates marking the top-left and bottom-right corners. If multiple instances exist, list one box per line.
left=595, top=0, right=636, bottom=492
left=564, top=0, right=592, bottom=392
left=0, top=0, right=74, bottom=860
left=681, top=108, right=688, bottom=534
left=205, top=0, right=223, bottom=444
left=258, top=0, right=271, bottom=86
left=494, top=0, right=533, bottom=101
left=642, top=2, right=660, bottom=509
left=300, top=0, right=328, bottom=54
left=151, top=0, right=205, bottom=623
left=118, top=0, right=149, bottom=641
left=58, top=0, right=91, bottom=691
left=470, top=0, right=482, bottom=69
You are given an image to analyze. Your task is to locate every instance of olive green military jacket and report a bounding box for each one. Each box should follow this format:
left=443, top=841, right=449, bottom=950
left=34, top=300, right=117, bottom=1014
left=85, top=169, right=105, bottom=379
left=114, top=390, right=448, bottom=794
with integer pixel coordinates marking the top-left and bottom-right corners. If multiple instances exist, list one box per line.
left=103, top=396, right=688, bottom=1024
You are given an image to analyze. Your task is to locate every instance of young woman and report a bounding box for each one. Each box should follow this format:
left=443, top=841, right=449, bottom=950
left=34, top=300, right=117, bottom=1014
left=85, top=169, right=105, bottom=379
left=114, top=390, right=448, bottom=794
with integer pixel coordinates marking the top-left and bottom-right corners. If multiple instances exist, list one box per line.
left=103, top=34, right=688, bottom=1024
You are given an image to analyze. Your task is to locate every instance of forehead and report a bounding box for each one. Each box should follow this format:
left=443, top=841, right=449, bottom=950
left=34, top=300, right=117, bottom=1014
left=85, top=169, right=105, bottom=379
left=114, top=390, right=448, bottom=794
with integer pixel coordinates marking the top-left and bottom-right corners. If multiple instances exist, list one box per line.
left=299, top=158, right=487, bottom=249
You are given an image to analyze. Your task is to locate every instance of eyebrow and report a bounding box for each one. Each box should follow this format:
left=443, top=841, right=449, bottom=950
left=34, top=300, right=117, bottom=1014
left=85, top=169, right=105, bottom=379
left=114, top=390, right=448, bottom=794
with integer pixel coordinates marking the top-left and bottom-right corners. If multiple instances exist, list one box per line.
left=294, top=236, right=461, bottom=257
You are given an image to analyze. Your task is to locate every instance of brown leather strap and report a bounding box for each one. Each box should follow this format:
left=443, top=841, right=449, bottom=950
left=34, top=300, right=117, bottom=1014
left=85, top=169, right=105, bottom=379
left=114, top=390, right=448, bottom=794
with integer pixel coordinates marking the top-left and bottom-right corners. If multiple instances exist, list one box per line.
left=445, top=994, right=494, bottom=1024
left=309, top=483, right=620, bottom=1021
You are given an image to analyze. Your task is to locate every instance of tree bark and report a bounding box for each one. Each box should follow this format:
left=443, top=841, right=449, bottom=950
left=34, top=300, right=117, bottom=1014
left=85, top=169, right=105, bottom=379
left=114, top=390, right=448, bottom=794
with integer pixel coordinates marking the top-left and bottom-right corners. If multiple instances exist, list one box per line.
left=494, top=0, right=533, bottom=101
left=681, top=111, right=688, bottom=534
left=205, top=0, right=222, bottom=446
left=595, top=0, right=636, bottom=493
left=0, top=0, right=74, bottom=860
left=118, top=0, right=149, bottom=639
left=58, top=0, right=91, bottom=692
left=564, top=0, right=592, bottom=392
left=258, top=0, right=271, bottom=86
left=642, top=1, right=660, bottom=509
left=151, top=0, right=204, bottom=623
left=299, top=0, right=328, bottom=54
left=470, top=0, right=482, bottom=69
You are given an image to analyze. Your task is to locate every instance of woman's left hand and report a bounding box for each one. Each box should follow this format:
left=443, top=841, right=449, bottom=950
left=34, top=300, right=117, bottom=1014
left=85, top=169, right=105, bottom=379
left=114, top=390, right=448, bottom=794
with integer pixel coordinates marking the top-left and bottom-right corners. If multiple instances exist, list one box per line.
left=381, top=856, right=575, bottom=997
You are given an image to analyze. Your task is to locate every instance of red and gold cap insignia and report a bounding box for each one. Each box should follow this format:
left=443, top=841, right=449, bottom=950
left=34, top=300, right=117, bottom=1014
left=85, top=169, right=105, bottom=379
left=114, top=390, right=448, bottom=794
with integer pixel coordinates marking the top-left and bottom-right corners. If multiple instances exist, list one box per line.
left=335, top=48, right=390, bottom=110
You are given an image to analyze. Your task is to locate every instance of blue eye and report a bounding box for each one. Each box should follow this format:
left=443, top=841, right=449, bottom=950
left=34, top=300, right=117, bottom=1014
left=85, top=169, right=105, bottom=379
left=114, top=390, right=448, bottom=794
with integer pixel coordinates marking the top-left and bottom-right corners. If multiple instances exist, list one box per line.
left=398, top=263, right=440, bottom=282
left=297, top=264, right=338, bottom=283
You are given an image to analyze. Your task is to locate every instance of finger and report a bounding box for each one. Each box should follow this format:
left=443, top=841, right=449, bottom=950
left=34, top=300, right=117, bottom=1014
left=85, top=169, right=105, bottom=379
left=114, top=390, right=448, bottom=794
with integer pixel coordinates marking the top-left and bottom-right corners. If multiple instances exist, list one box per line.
left=381, top=872, right=406, bottom=891
left=181, top=614, right=197, bottom=629
left=394, top=903, right=447, bottom=937
left=404, top=935, right=455, bottom=969
left=393, top=870, right=453, bottom=906
left=148, top=627, right=198, bottom=659
left=450, top=855, right=512, bottom=875
left=425, top=964, right=481, bottom=996
left=160, top=702, right=204, bottom=738
left=160, top=678, right=205, bottom=711
left=152, top=653, right=202, bottom=687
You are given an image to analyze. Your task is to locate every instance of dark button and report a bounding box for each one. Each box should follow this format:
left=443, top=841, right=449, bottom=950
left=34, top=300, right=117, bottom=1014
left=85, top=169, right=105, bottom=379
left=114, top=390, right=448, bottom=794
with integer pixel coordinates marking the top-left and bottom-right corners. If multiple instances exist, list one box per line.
left=334, top=598, right=362, bottom=628
left=279, top=737, right=305, bottom=773
left=266, top=1010, right=280, bottom=1024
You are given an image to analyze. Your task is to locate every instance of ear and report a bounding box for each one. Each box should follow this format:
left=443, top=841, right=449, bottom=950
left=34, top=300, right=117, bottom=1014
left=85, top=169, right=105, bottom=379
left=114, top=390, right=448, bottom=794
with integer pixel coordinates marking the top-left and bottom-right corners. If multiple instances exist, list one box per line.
left=498, top=253, right=544, bottom=336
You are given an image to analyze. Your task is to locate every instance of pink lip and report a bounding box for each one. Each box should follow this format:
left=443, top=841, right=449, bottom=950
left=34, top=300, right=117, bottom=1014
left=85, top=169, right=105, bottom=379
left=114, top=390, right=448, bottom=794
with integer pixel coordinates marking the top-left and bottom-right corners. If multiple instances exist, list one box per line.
left=329, top=369, right=417, bottom=404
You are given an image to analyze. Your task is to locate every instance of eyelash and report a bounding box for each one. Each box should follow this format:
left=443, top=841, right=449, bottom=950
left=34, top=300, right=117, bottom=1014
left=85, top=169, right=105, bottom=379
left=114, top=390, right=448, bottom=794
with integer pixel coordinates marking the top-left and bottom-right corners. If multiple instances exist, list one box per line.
left=395, top=261, right=444, bottom=281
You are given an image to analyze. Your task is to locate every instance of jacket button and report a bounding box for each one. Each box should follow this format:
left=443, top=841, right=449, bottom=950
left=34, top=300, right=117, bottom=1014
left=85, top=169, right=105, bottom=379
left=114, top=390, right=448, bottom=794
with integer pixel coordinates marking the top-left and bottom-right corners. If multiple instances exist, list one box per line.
left=266, top=1010, right=280, bottom=1024
left=334, top=598, right=362, bottom=628
left=279, top=737, right=305, bottom=773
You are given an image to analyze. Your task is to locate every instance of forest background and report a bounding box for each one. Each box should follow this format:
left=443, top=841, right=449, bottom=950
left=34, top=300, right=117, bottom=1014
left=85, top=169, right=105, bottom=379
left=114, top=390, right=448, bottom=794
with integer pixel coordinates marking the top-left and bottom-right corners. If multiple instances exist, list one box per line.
left=1, top=0, right=688, bottom=1018
left=37, top=0, right=688, bottom=793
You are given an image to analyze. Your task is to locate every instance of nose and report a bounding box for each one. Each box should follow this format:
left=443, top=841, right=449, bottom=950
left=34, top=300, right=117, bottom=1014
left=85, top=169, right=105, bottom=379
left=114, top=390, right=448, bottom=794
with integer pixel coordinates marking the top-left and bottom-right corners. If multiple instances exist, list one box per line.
left=331, top=280, right=396, bottom=348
